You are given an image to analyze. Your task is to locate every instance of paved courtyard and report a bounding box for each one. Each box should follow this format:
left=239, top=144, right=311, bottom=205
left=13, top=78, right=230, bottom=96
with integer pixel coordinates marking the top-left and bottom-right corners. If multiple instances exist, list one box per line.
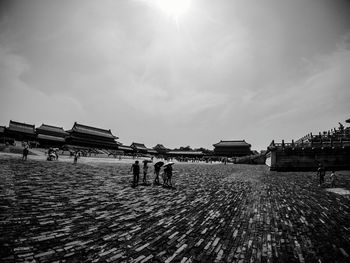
left=1, top=155, right=350, bottom=263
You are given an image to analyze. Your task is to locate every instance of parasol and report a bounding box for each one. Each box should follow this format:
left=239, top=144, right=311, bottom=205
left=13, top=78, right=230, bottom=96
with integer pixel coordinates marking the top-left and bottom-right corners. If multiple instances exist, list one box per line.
left=154, top=161, right=164, bottom=167
left=163, top=162, right=175, bottom=166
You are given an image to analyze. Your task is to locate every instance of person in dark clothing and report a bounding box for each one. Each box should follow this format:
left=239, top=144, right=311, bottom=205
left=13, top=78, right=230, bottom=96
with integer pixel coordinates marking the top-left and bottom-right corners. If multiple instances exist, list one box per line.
left=154, top=163, right=162, bottom=185
left=131, top=160, right=140, bottom=187
left=317, top=163, right=326, bottom=186
left=22, top=142, right=29, bottom=161
left=163, top=163, right=174, bottom=187
left=143, top=161, right=149, bottom=184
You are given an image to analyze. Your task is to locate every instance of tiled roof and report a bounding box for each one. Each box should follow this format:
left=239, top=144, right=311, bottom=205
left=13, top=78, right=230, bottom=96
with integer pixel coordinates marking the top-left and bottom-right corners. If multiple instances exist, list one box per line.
left=131, top=142, right=148, bottom=150
left=69, top=122, right=117, bottom=139
left=37, top=124, right=68, bottom=135
left=118, top=145, right=133, bottom=151
left=168, top=151, right=204, bottom=155
left=213, top=140, right=251, bottom=147
left=8, top=120, right=35, bottom=134
left=37, top=134, right=65, bottom=142
left=153, top=144, right=167, bottom=150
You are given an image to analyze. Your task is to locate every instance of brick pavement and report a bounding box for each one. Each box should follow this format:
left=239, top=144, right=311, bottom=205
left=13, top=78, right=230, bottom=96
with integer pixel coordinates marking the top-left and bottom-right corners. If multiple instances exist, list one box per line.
left=0, top=156, right=350, bottom=262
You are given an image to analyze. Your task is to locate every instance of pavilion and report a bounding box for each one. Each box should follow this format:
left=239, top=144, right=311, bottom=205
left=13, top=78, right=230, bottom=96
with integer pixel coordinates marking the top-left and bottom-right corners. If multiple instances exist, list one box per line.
left=213, top=140, right=252, bottom=157
left=5, top=120, right=37, bottom=143
left=36, top=124, right=68, bottom=147
left=130, top=142, right=148, bottom=154
left=153, top=144, right=169, bottom=155
left=65, top=122, right=118, bottom=149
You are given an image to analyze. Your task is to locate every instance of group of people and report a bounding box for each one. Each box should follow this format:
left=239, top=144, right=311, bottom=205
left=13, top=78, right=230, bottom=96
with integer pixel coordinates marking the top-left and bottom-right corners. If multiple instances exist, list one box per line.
left=131, top=160, right=174, bottom=188
left=317, top=164, right=337, bottom=188
left=47, top=148, right=59, bottom=161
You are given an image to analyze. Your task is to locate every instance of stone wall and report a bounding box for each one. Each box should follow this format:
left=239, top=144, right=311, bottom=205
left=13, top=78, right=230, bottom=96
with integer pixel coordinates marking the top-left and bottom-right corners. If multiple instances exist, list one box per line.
left=269, top=147, right=350, bottom=171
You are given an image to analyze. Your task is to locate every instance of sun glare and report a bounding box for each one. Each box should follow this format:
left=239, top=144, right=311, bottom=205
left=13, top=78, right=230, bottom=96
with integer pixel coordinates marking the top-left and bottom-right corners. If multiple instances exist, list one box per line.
left=152, top=0, right=191, bottom=20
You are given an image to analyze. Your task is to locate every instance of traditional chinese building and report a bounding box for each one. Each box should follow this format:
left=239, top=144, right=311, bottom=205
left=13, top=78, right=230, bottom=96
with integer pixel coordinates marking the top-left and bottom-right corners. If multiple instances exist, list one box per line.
left=130, top=142, right=148, bottom=154
left=153, top=144, right=169, bottom=154
left=36, top=124, right=68, bottom=147
left=0, top=126, right=12, bottom=144
left=167, top=150, right=204, bottom=159
left=6, top=120, right=36, bottom=142
left=213, top=140, right=252, bottom=157
left=117, top=144, right=134, bottom=154
left=66, top=122, right=118, bottom=149
left=267, top=120, right=350, bottom=171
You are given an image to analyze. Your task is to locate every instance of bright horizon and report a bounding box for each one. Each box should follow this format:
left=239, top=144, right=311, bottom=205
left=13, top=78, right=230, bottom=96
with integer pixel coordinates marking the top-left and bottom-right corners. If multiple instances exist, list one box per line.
left=1, top=0, right=350, bottom=151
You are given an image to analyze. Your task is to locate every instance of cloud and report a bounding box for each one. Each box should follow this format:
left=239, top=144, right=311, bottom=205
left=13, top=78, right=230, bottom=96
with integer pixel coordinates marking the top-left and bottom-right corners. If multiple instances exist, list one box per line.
left=0, top=44, right=84, bottom=128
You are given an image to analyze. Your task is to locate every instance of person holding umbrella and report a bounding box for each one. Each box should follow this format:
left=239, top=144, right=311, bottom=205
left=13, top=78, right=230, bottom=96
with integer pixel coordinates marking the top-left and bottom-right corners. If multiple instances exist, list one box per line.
left=154, top=161, right=164, bottom=185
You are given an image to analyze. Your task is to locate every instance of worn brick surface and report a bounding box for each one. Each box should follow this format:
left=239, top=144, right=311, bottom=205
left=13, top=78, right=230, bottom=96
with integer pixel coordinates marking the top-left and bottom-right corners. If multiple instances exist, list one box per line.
left=0, top=156, right=350, bottom=262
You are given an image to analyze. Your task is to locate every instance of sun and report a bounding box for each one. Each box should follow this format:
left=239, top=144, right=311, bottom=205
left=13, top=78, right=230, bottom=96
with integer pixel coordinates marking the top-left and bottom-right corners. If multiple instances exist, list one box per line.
left=150, top=0, right=192, bottom=20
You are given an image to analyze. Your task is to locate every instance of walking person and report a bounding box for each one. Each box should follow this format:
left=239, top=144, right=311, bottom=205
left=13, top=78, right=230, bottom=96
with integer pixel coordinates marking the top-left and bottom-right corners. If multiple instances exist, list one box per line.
left=163, top=162, right=174, bottom=188
left=73, top=151, right=80, bottom=164
left=131, top=160, right=140, bottom=187
left=22, top=142, right=29, bottom=161
left=142, top=160, right=149, bottom=184
left=330, top=170, right=337, bottom=188
left=317, top=163, right=326, bottom=187
left=153, top=162, right=163, bottom=185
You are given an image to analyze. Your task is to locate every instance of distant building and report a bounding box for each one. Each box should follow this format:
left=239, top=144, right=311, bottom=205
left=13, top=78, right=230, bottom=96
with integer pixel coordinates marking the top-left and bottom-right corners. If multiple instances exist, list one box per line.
left=153, top=144, right=169, bottom=154
left=117, top=144, right=134, bottom=154
left=130, top=142, right=148, bottom=154
left=213, top=140, right=252, bottom=157
left=167, top=150, right=204, bottom=158
left=36, top=124, right=68, bottom=147
left=6, top=120, right=36, bottom=142
left=66, top=122, right=118, bottom=149
left=0, top=126, right=13, bottom=144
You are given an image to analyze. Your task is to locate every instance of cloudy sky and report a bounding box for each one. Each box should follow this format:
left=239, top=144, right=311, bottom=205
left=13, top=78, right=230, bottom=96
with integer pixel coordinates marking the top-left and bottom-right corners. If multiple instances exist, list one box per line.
left=1, top=0, right=349, bottom=151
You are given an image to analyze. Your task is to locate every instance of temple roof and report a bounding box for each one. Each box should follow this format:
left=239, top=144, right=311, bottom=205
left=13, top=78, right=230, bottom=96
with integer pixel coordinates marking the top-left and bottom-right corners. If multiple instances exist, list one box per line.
left=8, top=120, right=35, bottom=134
left=37, top=134, right=65, bottom=142
left=68, top=122, right=118, bottom=139
left=153, top=144, right=168, bottom=150
left=118, top=145, right=133, bottom=151
left=168, top=151, right=204, bottom=155
left=36, top=124, right=68, bottom=135
left=213, top=140, right=251, bottom=147
left=131, top=142, right=148, bottom=150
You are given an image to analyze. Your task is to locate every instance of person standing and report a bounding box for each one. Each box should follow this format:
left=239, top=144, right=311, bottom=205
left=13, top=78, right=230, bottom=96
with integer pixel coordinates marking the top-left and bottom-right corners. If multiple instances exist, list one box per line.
left=317, top=163, right=326, bottom=186
left=131, top=160, right=140, bottom=187
left=330, top=171, right=337, bottom=188
left=163, top=163, right=174, bottom=187
left=73, top=151, right=80, bottom=164
left=154, top=163, right=162, bottom=185
left=143, top=161, right=149, bottom=184
left=22, top=142, right=29, bottom=161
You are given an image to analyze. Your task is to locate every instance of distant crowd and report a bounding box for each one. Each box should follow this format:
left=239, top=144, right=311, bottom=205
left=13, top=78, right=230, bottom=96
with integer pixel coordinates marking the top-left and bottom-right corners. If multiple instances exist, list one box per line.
left=19, top=143, right=341, bottom=189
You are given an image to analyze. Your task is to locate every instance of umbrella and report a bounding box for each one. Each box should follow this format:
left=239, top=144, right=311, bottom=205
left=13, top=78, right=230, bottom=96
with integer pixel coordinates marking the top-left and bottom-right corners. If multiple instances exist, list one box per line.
left=164, top=162, right=175, bottom=166
left=154, top=161, right=164, bottom=167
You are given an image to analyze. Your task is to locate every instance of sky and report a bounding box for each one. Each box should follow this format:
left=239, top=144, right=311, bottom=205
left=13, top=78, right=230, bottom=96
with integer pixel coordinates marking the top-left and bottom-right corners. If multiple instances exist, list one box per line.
left=0, top=0, right=350, bottom=151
